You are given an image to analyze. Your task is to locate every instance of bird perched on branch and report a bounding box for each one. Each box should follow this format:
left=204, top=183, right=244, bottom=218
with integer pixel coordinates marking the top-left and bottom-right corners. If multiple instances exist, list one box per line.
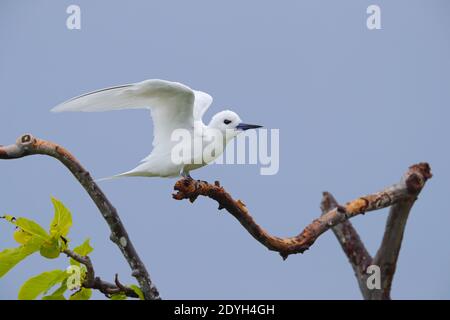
left=52, top=79, right=262, bottom=180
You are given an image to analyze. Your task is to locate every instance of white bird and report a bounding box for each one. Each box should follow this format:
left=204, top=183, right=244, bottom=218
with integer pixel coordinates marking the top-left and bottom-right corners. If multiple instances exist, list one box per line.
left=51, top=79, right=262, bottom=180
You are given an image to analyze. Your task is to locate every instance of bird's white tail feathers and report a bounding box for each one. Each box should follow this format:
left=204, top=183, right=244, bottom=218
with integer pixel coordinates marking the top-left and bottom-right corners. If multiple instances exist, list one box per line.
left=95, top=168, right=160, bottom=182
left=94, top=175, right=122, bottom=183
left=95, top=170, right=143, bottom=183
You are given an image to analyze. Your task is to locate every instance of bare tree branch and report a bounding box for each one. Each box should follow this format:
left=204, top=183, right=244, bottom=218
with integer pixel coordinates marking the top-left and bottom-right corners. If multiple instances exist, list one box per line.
left=173, top=164, right=432, bottom=263
left=368, top=164, right=431, bottom=299
left=1, top=133, right=432, bottom=300
left=320, top=192, right=373, bottom=299
left=173, top=163, right=431, bottom=299
left=0, top=134, right=159, bottom=300
left=319, top=164, right=432, bottom=299
left=63, top=250, right=139, bottom=298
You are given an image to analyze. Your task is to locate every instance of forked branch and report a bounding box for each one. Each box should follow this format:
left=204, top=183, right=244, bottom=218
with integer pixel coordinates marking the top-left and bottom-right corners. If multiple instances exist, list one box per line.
left=63, top=250, right=139, bottom=298
left=173, top=163, right=431, bottom=260
left=173, top=163, right=431, bottom=299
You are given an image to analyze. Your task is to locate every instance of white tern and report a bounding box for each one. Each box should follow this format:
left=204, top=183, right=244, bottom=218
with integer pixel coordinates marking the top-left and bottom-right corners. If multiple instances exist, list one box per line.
left=51, top=79, right=262, bottom=179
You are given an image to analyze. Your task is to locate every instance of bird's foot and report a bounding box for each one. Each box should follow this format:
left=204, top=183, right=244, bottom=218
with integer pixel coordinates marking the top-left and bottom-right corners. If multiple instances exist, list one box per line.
left=181, top=172, right=193, bottom=180
left=180, top=172, right=208, bottom=190
left=173, top=176, right=206, bottom=203
left=172, top=178, right=224, bottom=207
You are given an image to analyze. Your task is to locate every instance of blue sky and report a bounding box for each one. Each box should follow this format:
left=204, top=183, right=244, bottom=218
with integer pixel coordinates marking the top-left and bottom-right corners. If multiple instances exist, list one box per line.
left=0, top=0, right=449, bottom=299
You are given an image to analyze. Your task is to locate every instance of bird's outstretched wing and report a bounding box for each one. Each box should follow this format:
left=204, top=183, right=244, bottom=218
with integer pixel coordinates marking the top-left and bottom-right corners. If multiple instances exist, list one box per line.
left=52, top=79, right=199, bottom=150
left=193, top=90, right=213, bottom=121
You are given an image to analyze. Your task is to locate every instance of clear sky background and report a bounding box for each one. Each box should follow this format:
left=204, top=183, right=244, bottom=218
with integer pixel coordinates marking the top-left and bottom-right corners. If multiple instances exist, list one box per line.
left=1, top=0, right=449, bottom=299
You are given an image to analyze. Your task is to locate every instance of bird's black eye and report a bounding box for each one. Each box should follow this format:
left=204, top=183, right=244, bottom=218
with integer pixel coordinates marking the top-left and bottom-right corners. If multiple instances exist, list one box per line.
left=223, top=119, right=232, bottom=125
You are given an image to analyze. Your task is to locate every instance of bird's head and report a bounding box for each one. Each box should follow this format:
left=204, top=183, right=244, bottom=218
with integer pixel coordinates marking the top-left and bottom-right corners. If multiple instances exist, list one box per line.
left=208, top=110, right=262, bottom=139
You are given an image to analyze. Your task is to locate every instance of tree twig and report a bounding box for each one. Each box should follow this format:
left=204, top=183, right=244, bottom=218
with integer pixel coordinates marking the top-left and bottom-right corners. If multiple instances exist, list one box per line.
left=173, top=163, right=432, bottom=261
left=63, top=249, right=139, bottom=298
left=0, top=134, right=159, bottom=300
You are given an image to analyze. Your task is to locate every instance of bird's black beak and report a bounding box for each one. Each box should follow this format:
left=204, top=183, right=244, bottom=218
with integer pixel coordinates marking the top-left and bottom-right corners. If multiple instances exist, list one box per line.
left=236, top=123, right=263, bottom=131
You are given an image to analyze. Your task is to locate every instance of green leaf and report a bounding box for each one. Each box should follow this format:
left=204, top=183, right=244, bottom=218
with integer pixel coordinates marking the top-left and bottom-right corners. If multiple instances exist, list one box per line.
left=42, top=280, right=68, bottom=300
left=2, top=215, right=15, bottom=222
left=3, top=216, right=50, bottom=241
left=129, top=285, right=144, bottom=300
left=13, top=228, right=33, bottom=245
left=39, top=238, right=61, bottom=259
left=0, top=237, right=43, bottom=278
left=110, top=293, right=127, bottom=300
left=70, top=238, right=93, bottom=266
left=18, top=269, right=68, bottom=300
left=50, top=197, right=72, bottom=238
left=73, top=238, right=93, bottom=256
left=0, top=247, right=33, bottom=278
left=69, top=288, right=92, bottom=300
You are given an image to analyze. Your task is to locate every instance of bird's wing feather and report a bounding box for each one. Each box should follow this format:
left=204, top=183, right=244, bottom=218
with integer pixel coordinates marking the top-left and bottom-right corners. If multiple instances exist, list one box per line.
left=193, top=90, right=213, bottom=121
left=51, top=79, right=196, bottom=150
